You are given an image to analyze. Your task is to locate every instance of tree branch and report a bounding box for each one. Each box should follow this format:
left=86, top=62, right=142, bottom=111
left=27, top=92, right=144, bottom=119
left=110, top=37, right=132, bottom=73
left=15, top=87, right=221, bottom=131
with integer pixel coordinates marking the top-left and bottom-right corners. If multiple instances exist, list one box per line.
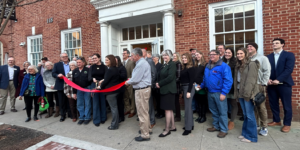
left=0, top=0, right=8, bottom=26
left=0, top=4, right=15, bottom=35
left=16, top=0, right=43, bottom=7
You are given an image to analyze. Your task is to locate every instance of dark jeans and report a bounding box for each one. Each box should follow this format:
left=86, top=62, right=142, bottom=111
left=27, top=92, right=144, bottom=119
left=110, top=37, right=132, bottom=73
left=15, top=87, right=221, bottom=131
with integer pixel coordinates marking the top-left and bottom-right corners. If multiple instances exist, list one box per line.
left=57, top=90, right=68, bottom=117
left=91, top=83, right=106, bottom=124
left=24, top=96, right=39, bottom=118
left=117, top=90, right=125, bottom=121
left=194, top=93, right=207, bottom=117
left=46, top=92, right=58, bottom=107
left=68, top=98, right=77, bottom=119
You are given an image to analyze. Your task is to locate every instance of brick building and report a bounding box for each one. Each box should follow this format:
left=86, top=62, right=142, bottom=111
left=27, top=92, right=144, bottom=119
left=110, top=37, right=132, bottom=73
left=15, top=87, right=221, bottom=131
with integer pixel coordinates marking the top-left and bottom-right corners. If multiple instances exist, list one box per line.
left=0, top=0, right=299, bottom=121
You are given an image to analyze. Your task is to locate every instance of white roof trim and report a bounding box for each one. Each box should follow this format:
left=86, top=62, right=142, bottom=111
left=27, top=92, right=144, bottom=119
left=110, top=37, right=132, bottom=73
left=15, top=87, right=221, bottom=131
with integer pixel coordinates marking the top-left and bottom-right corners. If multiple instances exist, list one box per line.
left=91, top=0, right=140, bottom=10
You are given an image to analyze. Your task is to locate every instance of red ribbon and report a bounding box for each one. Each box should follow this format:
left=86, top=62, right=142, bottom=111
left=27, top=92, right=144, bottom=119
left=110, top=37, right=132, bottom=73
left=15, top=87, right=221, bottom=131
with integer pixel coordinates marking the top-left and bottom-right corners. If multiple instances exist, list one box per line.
left=61, top=76, right=126, bottom=93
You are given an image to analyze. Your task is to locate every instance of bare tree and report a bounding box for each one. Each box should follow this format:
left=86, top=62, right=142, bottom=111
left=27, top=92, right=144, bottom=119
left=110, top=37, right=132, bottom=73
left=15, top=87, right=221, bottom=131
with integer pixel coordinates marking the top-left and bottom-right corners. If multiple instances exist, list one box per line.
left=0, top=0, right=43, bottom=35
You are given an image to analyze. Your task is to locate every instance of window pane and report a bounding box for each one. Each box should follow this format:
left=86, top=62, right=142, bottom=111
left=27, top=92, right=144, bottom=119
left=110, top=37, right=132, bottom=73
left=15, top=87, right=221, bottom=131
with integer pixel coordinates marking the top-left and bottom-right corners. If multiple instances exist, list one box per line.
left=245, top=17, right=255, bottom=29
left=122, top=28, right=128, bottom=40
left=37, top=43, right=40, bottom=52
left=150, top=24, right=156, bottom=38
left=234, top=5, right=243, bottom=18
left=77, top=39, right=81, bottom=47
left=235, top=33, right=244, bottom=44
left=235, top=44, right=244, bottom=51
left=215, top=8, right=223, bottom=20
left=245, top=32, right=255, bottom=43
left=225, top=33, right=234, bottom=44
left=73, top=40, right=76, bottom=48
left=136, top=26, right=141, bottom=39
left=224, top=7, right=233, bottom=19
left=143, top=25, right=149, bottom=38
left=157, top=23, right=163, bottom=36
left=215, top=34, right=224, bottom=45
left=245, top=4, right=255, bottom=16
left=225, top=20, right=233, bottom=32
left=235, top=18, right=244, bottom=31
left=65, top=34, right=68, bottom=48
left=69, top=33, right=73, bottom=48
left=34, top=39, right=36, bottom=47
left=129, top=27, right=135, bottom=40
left=215, top=21, right=223, bottom=33
left=40, top=45, right=42, bottom=52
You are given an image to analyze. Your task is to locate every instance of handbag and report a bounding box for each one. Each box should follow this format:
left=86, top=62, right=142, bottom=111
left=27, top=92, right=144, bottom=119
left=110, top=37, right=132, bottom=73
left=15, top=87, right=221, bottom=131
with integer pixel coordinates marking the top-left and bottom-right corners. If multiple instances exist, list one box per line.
left=38, top=97, right=49, bottom=112
left=253, top=92, right=265, bottom=106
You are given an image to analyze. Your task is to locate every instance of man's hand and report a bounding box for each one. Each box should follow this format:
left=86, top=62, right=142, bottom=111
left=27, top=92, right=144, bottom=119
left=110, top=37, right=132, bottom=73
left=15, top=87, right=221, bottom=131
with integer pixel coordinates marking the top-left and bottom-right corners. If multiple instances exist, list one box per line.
left=67, top=95, right=71, bottom=99
left=272, top=80, right=279, bottom=85
left=156, top=83, right=160, bottom=88
left=125, top=81, right=129, bottom=86
left=197, top=85, right=201, bottom=89
left=18, top=96, right=22, bottom=100
left=58, top=74, right=63, bottom=78
left=220, top=94, right=226, bottom=101
left=51, top=85, right=54, bottom=89
left=187, top=92, right=191, bottom=98
left=73, top=94, right=77, bottom=100
left=268, top=79, right=273, bottom=85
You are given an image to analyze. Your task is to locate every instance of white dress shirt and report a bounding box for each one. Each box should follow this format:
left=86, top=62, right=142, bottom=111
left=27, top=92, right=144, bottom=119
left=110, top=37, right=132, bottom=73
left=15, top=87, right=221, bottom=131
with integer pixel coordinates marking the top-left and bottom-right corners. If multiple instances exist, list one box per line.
left=8, top=65, right=14, bottom=80
left=274, top=50, right=283, bottom=67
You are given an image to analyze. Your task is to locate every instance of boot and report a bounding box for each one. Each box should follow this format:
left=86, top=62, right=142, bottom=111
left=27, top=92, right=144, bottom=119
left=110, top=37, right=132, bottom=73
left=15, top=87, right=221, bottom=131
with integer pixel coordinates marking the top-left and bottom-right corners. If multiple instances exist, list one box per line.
left=45, top=107, right=54, bottom=118
left=54, top=106, right=60, bottom=117
left=198, top=107, right=206, bottom=123
left=228, top=121, right=235, bottom=130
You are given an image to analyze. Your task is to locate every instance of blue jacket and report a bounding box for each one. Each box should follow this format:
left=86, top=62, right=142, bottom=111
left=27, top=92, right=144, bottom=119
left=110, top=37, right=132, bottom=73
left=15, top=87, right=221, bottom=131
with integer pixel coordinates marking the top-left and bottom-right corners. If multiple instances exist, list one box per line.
left=200, top=59, right=233, bottom=95
left=267, top=50, right=295, bottom=87
left=0, top=65, right=20, bottom=89
left=19, top=73, right=45, bottom=97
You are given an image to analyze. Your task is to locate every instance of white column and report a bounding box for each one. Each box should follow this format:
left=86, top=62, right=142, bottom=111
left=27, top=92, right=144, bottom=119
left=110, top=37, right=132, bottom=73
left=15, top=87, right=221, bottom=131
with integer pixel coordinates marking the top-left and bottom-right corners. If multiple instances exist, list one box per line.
left=100, top=22, right=109, bottom=61
left=163, top=10, right=175, bottom=52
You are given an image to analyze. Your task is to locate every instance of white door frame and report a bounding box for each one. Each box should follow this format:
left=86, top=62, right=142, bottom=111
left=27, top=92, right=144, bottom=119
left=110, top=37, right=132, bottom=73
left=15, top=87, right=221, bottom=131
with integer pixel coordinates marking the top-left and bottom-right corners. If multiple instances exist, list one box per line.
left=0, top=42, right=3, bottom=65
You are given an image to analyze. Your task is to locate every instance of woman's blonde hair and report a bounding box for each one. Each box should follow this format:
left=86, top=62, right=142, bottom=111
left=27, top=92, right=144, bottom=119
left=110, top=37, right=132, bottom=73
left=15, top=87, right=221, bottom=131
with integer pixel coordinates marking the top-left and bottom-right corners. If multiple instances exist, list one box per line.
left=173, top=52, right=182, bottom=63
left=195, top=50, right=206, bottom=66
left=181, top=53, right=193, bottom=69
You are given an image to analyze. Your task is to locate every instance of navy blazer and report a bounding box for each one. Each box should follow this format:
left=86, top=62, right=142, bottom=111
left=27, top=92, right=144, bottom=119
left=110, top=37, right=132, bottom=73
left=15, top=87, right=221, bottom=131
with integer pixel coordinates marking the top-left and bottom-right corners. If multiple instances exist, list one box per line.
left=19, top=73, right=45, bottom=97
left=52, top=62, right=69, bottom=90
left=267, top=50, right=295, bottom=86
left=0, top=65, right=20, bottom=89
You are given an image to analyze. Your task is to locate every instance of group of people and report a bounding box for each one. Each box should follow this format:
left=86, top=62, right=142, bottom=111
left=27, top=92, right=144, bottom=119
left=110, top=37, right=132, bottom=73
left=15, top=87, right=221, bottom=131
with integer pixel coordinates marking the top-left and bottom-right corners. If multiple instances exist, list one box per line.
left=0, top=38, right=295, bottom=143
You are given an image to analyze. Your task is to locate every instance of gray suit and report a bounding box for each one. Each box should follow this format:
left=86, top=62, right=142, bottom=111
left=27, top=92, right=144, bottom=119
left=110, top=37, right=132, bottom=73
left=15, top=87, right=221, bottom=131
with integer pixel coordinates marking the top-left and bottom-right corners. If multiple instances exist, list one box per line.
left=145, top=57, right=156, bottom=125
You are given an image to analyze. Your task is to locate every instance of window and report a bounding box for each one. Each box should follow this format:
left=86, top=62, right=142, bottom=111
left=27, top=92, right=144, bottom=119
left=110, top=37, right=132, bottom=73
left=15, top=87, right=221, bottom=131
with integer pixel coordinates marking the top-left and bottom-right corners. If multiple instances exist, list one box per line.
left=27, top=35, right=43, bottom=66
left=209, top=0, right=263, bottom=53
left=122, top=23, right=163, bottom=41
left=61, top=28, right=82, bottom=60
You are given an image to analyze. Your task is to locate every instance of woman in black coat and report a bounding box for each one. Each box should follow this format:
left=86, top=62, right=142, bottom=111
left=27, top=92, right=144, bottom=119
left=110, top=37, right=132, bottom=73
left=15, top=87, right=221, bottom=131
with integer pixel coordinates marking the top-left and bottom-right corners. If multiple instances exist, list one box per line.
left=194, top=51, right=207, bottom=123
left=115, top=56, right=127, bottom=123
left=99, top=55, right=120, bottom=130
left=222, top=48, right=237, bottom=130
left=152, top=54, right=164, bottom=118
left=172, top=52, right=182, bottom=122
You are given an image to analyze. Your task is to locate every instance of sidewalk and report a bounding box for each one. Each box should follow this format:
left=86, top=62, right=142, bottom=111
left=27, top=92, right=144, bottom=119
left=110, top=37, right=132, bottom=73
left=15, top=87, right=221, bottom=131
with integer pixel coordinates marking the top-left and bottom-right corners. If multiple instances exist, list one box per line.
left=0, top=99, right=299, bottom=150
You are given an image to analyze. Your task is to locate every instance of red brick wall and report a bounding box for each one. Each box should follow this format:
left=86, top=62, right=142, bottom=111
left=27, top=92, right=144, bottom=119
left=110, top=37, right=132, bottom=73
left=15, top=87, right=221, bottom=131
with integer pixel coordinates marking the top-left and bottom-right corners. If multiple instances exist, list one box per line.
left=8, top=0, right=100, bottom=66
left=0, top=20, right=14, bottom=61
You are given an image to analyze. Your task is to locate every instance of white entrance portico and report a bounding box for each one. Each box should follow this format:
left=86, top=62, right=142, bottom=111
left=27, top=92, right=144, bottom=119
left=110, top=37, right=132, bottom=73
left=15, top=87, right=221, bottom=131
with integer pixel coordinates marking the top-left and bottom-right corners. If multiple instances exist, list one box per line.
left=91, top=0, right=175, bottom=61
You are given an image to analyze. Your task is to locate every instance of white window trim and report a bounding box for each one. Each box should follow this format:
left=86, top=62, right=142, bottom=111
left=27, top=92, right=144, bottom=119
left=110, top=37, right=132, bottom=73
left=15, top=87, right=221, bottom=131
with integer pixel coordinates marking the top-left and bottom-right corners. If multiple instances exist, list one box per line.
left=60, top=27, right=82, bottom=54
left=27, top=34, right=43, bottom=65
left=209, top=0, right=263, bottom=55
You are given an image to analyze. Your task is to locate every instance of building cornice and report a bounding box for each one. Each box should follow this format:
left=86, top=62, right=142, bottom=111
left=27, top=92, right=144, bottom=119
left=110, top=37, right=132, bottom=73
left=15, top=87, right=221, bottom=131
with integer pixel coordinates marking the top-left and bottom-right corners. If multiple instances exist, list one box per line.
left=90, top=0, right=140, bottom=10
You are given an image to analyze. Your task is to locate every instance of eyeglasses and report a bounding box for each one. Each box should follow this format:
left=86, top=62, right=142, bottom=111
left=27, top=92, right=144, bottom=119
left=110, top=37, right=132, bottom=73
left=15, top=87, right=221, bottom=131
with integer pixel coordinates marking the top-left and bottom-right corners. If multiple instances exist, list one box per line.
left=92, top=58, right=98, bottom=60
left=209, top=54, right=218, bottom=57
left=61, top=56, right=68, bottom=58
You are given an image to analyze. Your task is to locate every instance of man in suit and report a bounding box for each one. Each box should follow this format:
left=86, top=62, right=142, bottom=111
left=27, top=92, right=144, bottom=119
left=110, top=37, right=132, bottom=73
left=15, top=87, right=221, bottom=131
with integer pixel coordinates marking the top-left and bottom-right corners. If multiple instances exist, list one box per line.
left=0, top=57, right=20, bottom=115
left=267, top=38, right=295, bottom=133
left=123, top=49, right=136, bottom=118
left=142, top=49, right=157, bottom=128
left=52, top=52, right=70, bottom=122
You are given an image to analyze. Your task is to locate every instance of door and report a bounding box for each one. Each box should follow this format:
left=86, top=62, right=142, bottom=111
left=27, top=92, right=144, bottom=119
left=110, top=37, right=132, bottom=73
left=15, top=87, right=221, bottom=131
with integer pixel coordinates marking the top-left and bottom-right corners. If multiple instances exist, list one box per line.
left=151, top=38, right=160, bottom=55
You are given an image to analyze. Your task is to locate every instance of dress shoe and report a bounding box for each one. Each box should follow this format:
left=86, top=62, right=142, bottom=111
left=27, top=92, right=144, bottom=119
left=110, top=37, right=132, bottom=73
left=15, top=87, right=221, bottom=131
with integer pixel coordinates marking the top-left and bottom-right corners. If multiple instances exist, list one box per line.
left=267, top=122, right=282, bottom=126
left=83, top=120, right=91, bottom=125
left=137, top=117, right=139, bottom=121
left=163, top=128, right=177, bottom=132
left=239, top=116, right=244, bottom=121
left=182, top=130, right=191, bottom=136
left=78, top=120, right=84, bottom=125
left=124, top=111, right=130, bottom=115
left=108, top=126, right=118, bottom=130
left=175, top=117, right=181, bottom=122
left=128, top=112, right=136, bottom=118
left=156, top=114, right=165, bottom=119
left=33, top=116, right=39, bottom=121
left=182, top=126, right=194, bottom=130
left=138, top=130, right=152, bottom=135
left=25, top=117, right=31, bottom=122
left=198, top=117, right=206, bottom=123
left=135, top=136, right=150, bottom=142
left=11, top=109, right=18, bottom=112
left=72, top=119, right=77, bottom=122
left=159, top=131, right=171, bottom=137
left=60, top=116, right=66, bottom=122
left=101, top=121, right=106, bottom=124
left=119, top=119, right=124, bottom=123
left=217, top=132, right=228, bottom=138
left=0, top=111, right=4, bottom=115
left=281, top=125, right=291, bottom=133
left=150, top=124, right=156, bottom=129
left=228, top=121, right=235, bottom=130
left=207, top=127, right=219, bottom=132
left=195, top=116, right=201, bottom=122
left=94, top=123, right=100, bottom=127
